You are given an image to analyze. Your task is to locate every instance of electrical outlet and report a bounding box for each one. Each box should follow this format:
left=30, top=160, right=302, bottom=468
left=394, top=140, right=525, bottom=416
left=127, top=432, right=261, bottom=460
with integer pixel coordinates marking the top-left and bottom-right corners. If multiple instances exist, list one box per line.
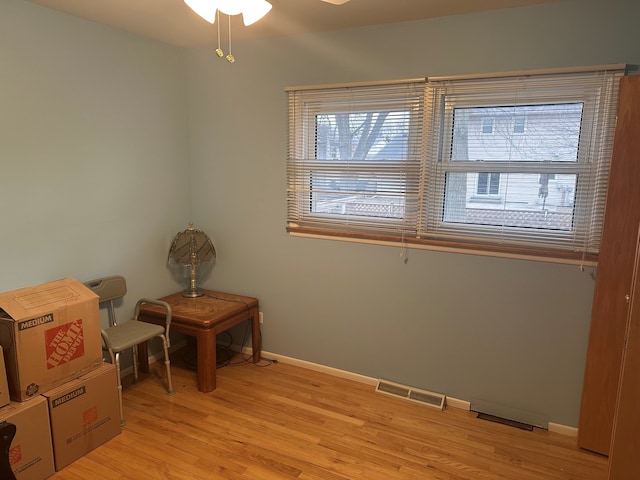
left=259, top=312, right=264, bottom=324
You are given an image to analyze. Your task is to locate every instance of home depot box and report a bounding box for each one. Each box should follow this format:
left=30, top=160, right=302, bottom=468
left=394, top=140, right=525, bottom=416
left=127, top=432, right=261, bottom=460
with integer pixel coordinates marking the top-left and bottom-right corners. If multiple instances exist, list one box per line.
left=43, top=362, right=121, bottom=471
left=0, top=278, right=103, bottom=401
left=0, top=396, right=55, bottom=480
left=0, top=346, right=10, bottom=408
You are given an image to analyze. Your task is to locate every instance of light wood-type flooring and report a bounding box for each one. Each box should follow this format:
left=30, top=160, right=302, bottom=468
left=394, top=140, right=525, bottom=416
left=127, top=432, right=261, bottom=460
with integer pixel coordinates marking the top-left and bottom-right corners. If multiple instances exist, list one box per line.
left=50, top=351, right=607, bottom=479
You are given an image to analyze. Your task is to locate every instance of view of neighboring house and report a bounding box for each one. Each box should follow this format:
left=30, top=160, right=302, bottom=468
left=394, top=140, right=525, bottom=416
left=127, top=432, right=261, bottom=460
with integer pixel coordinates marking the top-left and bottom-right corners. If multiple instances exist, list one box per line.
left=310, top=102, right=583, bottom=233
left=445, top=103, right=583, bottom=231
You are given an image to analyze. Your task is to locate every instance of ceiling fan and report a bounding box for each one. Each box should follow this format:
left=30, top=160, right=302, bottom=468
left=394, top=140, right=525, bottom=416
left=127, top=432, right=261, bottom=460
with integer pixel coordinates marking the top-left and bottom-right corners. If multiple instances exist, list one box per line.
left=321, top=0, right=351, bottom=4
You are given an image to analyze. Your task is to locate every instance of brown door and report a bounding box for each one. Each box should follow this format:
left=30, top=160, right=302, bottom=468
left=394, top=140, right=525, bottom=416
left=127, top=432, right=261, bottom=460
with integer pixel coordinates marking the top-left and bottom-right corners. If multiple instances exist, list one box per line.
left=578, top=75, right=640, bottom=455
left=608, top=226, right=640, bottom=479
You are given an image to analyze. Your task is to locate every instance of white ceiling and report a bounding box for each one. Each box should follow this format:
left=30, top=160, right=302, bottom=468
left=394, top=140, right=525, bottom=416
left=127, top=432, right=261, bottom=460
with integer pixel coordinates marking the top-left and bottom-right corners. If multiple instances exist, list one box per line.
left=24, top=0, right=566, bottom=47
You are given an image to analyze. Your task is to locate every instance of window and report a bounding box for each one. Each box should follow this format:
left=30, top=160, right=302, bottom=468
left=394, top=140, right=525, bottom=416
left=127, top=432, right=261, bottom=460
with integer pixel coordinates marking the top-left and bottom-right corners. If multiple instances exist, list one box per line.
left=438, top=102, right=584, bottom=231
left=513, top=116, right=526, bottom=133
left=481, top=117, right=495, bottom=134
left=287, top=66, right=624, bottom=263
left=476, top=172, right=501, bottom=196
left=287, top=80, right=425, bottom=237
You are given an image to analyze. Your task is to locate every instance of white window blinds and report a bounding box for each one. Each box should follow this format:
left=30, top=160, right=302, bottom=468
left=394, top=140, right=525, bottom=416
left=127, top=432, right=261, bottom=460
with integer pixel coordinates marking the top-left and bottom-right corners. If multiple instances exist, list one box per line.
left=422, top=67, right=624, bottom=258
left=286, top=65, right=625, bottom=263
left=286, top=79, right=426, bottom=237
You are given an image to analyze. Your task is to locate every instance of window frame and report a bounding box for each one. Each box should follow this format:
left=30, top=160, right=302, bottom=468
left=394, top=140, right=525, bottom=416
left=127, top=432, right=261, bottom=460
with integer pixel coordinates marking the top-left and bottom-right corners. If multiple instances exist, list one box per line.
left=287, top=80, right=426, bottom=237
left=513, top=116, right=526, bottom=134
left=422, top=88, right=601, bottom=252
left=481, top=117, right=495, bottom=134
left=476, top=172, right=501, bottom=196
left=307, top=106, right=417, bottom=227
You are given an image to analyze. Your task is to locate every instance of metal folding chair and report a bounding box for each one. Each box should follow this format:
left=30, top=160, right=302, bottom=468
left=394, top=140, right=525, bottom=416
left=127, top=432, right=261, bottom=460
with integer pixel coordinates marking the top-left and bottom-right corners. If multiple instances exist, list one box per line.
left=84, top=276, right=174, bottom=426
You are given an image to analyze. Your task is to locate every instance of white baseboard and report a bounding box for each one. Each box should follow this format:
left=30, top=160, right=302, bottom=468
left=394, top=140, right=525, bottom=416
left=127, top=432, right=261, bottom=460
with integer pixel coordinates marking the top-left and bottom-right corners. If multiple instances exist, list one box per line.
left=446, top=397, right=471, bottom=411
left=548, top=422, right=578, bottom=437
left=256, top=349, right=581, bottom=436
left=147, top=345, right=576, bottom=437
left=259, top=350, right=378, bottom=386
left=258, top=349, right=472, bottom=409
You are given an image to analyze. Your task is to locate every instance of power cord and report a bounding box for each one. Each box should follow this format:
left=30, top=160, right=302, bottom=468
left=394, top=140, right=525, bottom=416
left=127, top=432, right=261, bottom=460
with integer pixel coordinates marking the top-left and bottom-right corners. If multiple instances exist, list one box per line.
left=179, top=293, right=275, bottom=368
left=182, top=330, right=237, bottom=370
left=227, top=321, right=274, bottom=368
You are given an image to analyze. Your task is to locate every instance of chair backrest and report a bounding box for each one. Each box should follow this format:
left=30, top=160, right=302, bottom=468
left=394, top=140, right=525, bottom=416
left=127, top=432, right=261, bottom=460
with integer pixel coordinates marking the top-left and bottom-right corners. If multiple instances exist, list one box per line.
left=85, top=276, right=127, bottom=302
left=84, top=276, right=127, bottom=327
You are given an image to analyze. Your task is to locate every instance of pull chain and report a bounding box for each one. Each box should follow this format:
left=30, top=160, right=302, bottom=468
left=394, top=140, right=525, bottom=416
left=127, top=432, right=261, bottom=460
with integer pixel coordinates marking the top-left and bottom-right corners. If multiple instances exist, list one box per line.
left=226, top=15, right=235, bottom=63
left=215, top=10, right=223, bottom=57
left=213, top=11, right=235, bottom=63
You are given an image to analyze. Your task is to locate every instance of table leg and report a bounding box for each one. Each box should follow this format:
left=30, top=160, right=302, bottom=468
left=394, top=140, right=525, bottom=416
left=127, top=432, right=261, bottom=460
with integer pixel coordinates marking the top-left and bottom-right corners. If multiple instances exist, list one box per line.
left=138, top=342, right=150, bottom=374
left=251, top=307, right=261, bottom=363
left=197, top=329, right=216, bottom=392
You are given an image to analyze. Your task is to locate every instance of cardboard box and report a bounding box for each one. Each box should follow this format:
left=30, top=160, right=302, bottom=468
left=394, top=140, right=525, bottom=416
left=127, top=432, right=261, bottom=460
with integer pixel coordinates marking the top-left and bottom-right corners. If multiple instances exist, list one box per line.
left=0, top=396, right=55, bottom=480
left=0, top=346, right=10, bottom=408
left=0, top=278, right=103, bottom=402
left=0, top=345, right=11, bottom=407
left=43, top=363, right=121, bottom=471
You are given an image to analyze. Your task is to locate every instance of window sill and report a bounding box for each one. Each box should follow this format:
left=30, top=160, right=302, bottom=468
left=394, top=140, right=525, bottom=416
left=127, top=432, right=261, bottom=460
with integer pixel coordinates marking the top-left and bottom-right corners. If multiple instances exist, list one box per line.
left=287, top=225, right=597, bottom=266
left=469, top=195, right=503, bottom=204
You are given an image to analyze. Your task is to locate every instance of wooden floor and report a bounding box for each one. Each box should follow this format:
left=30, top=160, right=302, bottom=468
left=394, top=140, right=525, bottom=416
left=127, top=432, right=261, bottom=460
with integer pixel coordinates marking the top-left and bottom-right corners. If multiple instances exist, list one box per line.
left=50, top=352, right=607, bottom=480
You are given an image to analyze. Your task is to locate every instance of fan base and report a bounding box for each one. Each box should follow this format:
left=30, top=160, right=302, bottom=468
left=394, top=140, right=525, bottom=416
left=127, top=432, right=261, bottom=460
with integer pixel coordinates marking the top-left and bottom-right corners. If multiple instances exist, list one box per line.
left=182, top=287, right=205, bottom=298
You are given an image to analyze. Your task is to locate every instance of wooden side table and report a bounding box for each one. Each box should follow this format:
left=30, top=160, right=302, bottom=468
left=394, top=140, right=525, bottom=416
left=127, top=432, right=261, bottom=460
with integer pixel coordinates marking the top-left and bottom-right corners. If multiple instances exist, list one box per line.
left=137, top=290, right=260, bottom=392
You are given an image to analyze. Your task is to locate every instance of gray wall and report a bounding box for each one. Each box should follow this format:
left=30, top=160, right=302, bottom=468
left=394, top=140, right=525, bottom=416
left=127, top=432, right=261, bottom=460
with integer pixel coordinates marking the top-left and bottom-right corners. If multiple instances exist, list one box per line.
left=186, top=0, right=640, bottom=428
left=1, top=0, right=639, bottom=428
left=0, top=0, right=191, bottom=307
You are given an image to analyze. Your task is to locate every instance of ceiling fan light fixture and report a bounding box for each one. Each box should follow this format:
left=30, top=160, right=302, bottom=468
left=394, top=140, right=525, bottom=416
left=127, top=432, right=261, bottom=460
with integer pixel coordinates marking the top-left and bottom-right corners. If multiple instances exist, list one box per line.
left=184, top=0, right=218, bottom=23
left=185, top=0, right=273, bottom=62
left=216, top=0, right=244, bottom=16
left=242, top=0, right=272, bottom=26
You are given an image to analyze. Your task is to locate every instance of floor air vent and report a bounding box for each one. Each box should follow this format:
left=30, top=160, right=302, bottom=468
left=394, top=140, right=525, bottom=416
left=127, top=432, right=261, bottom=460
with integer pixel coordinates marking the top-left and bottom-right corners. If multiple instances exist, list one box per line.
left=476, top=412, right=534, bottom=431
left=375, top=379, right=445, bottom=410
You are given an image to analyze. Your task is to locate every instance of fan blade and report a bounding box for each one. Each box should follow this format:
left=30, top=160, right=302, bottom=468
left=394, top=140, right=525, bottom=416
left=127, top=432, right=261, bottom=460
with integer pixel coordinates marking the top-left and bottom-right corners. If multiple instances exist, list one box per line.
left=321, top=0, right=351, bottom=5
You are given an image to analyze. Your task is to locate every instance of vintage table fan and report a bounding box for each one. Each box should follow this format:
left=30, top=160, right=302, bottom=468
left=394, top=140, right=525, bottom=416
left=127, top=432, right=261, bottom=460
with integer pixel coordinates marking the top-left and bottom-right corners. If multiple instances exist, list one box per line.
left=168, top=223, right=216, bottom=297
